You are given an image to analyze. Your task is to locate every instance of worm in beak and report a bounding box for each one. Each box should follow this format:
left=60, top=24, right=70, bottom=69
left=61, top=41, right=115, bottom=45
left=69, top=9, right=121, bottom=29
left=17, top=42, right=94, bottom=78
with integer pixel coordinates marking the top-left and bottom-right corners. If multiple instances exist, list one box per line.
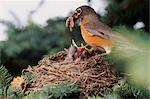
left=66, top=16, right=75, bottom=32
left=66, top=9, right=82, bottom=31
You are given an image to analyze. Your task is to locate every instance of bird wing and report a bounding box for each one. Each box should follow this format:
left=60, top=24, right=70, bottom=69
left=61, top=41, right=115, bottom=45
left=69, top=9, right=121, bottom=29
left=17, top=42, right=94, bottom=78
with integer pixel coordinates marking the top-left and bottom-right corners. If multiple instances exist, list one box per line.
left=85, top=28, right=110, bottom=39
left=86, top=27, right=131, bottom=45
left=84, top=21, right=112, bottom=39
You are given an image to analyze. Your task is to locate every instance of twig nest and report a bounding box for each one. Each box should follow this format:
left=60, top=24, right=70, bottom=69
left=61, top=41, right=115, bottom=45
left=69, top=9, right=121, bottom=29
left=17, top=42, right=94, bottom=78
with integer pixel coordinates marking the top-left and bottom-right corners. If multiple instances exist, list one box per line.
left=22, top=47, right=117, bottom=97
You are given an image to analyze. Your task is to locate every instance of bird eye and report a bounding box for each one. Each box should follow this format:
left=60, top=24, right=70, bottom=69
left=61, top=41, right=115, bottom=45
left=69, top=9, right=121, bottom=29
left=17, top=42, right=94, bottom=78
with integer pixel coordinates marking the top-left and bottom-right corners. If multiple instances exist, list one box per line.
left=76, top=8, right=82, bottom=14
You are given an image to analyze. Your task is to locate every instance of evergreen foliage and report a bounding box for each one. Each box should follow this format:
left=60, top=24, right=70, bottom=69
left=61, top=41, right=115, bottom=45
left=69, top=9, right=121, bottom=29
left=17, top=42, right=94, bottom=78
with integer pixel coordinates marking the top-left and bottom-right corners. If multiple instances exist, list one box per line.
left=0, top=0, right=149, bottom=98
left=114, top=83, right=150, bottom=98
left=23, top=83, right=79, bottom=99
left=22, top=69, right=36, bottom=83
left=101, top=0, right=149, bottom=32
left=108, top=26, right=150, bottom=87
left=0, top=65, right=12, bottom=98
left=104, top=82, right=150, bottom=99
left=7, top=85, right=24, bottom=99
left=0, top=18, right=82, bottom=75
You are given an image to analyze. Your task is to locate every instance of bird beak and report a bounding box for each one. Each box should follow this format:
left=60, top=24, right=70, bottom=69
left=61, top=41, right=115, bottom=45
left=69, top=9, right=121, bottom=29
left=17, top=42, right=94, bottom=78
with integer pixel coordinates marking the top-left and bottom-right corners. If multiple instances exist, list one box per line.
left=72, top=10, right=80, bottom=19
left=66, top=10, right=82, bottom=31
left=72, top=11, right=82, bottom=26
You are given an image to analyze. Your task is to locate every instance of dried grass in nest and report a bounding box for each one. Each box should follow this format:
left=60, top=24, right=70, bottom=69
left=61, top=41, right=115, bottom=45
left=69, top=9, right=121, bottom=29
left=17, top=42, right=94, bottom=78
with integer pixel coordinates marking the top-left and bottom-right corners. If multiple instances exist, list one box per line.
left=24, top=51, right=117, bottom=96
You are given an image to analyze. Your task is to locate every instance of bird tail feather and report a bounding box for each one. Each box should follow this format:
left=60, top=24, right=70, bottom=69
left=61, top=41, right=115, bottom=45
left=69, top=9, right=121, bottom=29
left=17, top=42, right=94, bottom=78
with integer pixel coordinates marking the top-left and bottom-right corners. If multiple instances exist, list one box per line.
left=109, top=30, right=149, bottom=57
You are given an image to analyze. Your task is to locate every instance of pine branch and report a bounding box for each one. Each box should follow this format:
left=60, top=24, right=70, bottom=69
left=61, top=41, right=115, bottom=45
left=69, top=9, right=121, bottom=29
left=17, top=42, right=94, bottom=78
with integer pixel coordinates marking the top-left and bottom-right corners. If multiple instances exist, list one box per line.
left=0, top=65, right=12, bottom=97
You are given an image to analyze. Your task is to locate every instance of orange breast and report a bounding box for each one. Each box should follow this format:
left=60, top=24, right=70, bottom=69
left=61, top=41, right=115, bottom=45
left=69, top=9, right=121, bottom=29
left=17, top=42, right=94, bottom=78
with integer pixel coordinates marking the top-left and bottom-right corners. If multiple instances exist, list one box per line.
left=80, top=24, right=114, bottom=49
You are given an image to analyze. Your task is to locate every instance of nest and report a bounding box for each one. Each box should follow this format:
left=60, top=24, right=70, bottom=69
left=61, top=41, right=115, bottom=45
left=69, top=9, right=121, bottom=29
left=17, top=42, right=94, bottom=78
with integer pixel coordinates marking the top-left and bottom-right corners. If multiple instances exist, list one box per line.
left=24, top=50, right=117, bottom=97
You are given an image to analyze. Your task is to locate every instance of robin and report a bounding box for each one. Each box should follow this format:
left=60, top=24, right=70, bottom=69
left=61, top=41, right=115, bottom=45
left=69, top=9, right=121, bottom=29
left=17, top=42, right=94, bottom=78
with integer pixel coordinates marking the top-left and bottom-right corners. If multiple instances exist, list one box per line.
left=66, top=5, right=127, bottom=56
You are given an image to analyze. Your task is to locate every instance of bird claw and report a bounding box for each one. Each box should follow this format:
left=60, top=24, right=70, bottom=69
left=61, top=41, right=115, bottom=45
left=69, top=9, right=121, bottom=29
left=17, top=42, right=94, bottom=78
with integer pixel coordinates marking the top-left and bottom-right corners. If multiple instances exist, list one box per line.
left=85, top=47, right=94, bottom=55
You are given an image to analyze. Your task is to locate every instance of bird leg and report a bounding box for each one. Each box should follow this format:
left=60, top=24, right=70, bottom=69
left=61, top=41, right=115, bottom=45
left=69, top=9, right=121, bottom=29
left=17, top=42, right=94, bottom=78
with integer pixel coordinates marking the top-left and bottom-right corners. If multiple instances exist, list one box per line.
left=85, top=47, right=94, bottom=55
left=72, top=40, right=93, bottom=60
left=76, top=43, right=88, bottom=58
left=80, top=43, right=94, bottom=54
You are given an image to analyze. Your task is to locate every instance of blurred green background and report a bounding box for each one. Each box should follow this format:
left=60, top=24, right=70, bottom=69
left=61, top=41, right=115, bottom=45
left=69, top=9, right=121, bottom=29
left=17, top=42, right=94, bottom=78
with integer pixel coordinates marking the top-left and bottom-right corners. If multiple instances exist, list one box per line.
left=0, top=0, right=149, bottom=79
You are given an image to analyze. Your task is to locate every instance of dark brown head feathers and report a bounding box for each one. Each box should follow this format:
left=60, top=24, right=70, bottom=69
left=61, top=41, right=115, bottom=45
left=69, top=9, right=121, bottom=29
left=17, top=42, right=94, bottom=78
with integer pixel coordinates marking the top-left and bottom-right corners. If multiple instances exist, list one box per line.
left=75, top=5, right=98, bottom=19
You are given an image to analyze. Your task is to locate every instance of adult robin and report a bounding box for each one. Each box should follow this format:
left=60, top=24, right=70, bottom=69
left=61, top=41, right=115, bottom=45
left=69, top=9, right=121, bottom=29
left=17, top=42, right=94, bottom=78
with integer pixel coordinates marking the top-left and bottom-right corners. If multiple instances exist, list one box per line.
left=66, top=5, right=132, bottom=57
